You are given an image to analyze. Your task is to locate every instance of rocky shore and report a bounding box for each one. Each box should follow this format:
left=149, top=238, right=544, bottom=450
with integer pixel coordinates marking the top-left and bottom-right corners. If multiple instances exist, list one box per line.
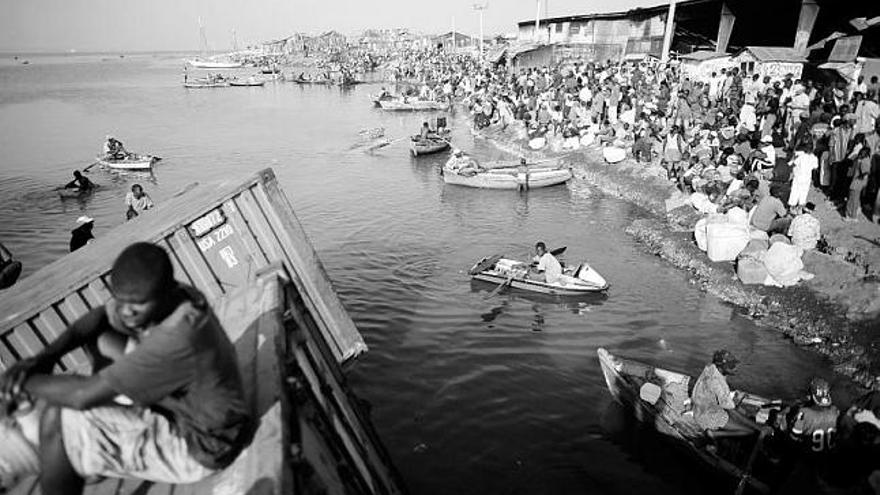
left=474, top=124, right=880, bottom=389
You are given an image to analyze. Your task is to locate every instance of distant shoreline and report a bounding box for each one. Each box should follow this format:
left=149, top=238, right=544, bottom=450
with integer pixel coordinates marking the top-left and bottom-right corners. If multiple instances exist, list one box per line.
left=0, top=50, right=204, bottom=57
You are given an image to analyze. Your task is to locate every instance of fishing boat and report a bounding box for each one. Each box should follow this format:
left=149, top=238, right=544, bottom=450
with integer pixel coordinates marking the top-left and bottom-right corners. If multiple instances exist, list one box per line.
left=95, top=154, right=159, bottom=171
left=469, top=254, right=608, bottom=295
left=1, top=169, right=405, bottom=495
left=597, top=348, right=786, bottom=494
left=378, top=99, right=449, bottom=111
left=442, top=154, right=572, bottom=190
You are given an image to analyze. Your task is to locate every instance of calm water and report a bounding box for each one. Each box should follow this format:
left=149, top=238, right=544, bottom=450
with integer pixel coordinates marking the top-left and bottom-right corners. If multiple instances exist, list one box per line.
left=0, top=54, right=844, bottom=494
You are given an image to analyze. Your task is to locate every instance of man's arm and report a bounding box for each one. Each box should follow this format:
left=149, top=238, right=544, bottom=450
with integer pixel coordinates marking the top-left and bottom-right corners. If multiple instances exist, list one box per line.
left=23, top=373, right=117, bottom=410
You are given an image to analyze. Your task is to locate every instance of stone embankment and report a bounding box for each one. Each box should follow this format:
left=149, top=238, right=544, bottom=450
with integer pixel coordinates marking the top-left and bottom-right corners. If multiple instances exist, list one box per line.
left=475, top=124, right=880, bottom=389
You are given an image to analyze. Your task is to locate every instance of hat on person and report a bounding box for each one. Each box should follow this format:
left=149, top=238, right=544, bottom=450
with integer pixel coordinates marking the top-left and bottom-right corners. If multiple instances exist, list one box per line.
left=76, top=215, right=94, bottom=225
left=712, top=349, right=739, bottom=369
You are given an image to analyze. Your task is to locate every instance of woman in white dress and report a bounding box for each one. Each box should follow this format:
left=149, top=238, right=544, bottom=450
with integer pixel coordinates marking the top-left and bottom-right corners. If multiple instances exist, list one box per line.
left=788, top=144, right=818, bottom=213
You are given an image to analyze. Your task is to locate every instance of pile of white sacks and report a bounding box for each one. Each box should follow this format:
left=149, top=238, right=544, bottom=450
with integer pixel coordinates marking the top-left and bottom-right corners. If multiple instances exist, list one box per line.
left=694, top=206, right=820, bottom=287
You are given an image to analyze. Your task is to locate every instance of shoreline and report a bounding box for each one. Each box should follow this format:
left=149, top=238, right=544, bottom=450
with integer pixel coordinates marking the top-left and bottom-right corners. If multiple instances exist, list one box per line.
left=473, top=123, right=880, bottom=389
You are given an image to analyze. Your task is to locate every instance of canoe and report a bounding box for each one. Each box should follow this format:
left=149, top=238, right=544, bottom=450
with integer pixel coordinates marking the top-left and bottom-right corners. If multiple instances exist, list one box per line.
left=290, top=77, right=334, bottom=85
left=1, top=169, right=405, bottom=495
left=469, top=255, right=608, bottom=295
left=378, top=99, right=449, bottom=111
left=229, top=79, right=265, bottom=87
left=443, top=161, right=572, bottom=190
left=598, top=348, right=784, bottom=494
left=187, top=59, right=242, bottom=69
left=95, top=154, right=159, bottom=170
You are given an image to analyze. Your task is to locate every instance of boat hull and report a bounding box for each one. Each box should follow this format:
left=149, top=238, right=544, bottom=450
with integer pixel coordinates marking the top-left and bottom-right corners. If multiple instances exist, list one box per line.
left=598, top=348, right=778, bottom=494
left=186, top=60, right=242, bottom=69
left=443, top=167, right=572, bottom=189
left=96, top=155, right=157, bottom=170
left=229, top=81, right=265, bottom=87
left=410, top=139, right=450, bottom=156
left=184, top=81, right=229, bottom=88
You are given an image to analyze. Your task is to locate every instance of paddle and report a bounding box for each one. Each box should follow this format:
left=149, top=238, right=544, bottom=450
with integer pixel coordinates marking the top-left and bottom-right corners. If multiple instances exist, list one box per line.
left=734, top=428, right=770, bottom=495
left=484, top=272, right=515, bottom=299
left=83, top=161, right=100, bottom=173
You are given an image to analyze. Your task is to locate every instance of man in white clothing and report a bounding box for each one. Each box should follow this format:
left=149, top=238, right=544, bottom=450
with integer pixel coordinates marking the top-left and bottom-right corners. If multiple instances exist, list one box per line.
left=530, top=242, right=562, bottom=284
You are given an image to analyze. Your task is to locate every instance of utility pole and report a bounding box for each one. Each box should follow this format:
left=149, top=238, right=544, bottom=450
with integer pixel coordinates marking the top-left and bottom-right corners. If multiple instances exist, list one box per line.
left=452, top=16, right=456, bottom=49
left=474, top=2, right=488, bottom=62
left=534, top=0, right=541, bottom=43
left=661, top=0, right=677, bottom=63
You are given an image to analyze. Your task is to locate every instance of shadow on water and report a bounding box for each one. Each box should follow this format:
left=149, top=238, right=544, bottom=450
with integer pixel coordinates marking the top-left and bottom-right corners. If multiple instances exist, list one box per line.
left=470, top=279, right=608, bottom=327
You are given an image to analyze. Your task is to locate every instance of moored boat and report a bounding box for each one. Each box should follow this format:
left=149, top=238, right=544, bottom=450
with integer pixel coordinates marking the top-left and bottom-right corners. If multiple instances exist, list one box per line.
left=229, top=78, right=265, bottom=87
left=95, top=154, right=159, bottom=170
left=598, top=348, right=785, bottom=494
left=378, top=98, right=449, bottom=111
left=442, top=154, right=572, bottom=190
left=289, top=76, right=334, bottom=85
left=183, top=79, right=229, bottom=88
left=186, top=59, right=243, bottom=69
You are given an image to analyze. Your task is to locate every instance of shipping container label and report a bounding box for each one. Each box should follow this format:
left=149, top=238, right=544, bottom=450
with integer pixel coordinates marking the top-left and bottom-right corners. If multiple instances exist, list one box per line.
left=189, top=209, right=227, bottom=238
left=197, top=224, right=234, bottom=252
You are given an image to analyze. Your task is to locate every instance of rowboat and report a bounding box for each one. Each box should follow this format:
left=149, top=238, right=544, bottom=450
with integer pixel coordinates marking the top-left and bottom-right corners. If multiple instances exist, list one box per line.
left=229, top=78, right=265, bottom=87
left=289, top=77, right=334, bottom=85
left=95, top=154, right=159, bottom=170
left=184, top=79, right=229, bottom=88
left=597, top=348, right=785, bottom=494
left=469, top=255, right=608, bottom=295
left=443, top=155, right=572, bottom=190
left=2, top=169, right=404, bottom=495
left=410, top=136, right=451, bottom=156
left=378, top=99, right=449, bottom=111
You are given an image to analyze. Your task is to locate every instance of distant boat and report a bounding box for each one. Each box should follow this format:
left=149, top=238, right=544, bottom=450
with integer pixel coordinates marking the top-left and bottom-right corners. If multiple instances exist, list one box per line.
left=229, top=77, right=265, bottom=87
left=185, top=17, right=242, bottom=69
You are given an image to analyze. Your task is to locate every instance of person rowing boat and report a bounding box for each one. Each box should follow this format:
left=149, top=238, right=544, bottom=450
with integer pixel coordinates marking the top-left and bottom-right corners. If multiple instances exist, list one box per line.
left=528, top=241, right=562, bottom=284
left=692, top=350, right=769, bottom=437
left=102, top=135, right=128, bottom=161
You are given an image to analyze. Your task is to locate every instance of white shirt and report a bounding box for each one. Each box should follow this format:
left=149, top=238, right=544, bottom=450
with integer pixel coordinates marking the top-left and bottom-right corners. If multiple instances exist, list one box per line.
left=536, top=252, right=562, bottom=284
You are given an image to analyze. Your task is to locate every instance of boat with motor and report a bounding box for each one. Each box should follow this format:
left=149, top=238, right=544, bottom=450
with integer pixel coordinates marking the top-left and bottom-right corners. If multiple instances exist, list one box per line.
left=597, top=348, right=787, bottom=494
left=442, top=153, right=572, bottom=190
left=469, top=254, right=608, bottom=295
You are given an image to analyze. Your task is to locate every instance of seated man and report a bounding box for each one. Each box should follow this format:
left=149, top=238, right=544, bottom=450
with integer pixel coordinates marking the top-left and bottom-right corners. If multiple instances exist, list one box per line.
left=102, top=135, right=127, bottom=160
left=529, top=241, right=561, bottom=284
left=0, top=242, right=254, bottom=494
left=64, top=170, right=95, bottom=192
left=750, top=184, right=791, bottom=235
left=692, top=350, right=765, bottom=436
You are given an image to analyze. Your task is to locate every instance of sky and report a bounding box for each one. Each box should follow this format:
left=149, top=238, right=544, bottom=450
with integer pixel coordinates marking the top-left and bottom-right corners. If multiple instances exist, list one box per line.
left=0, top=0, right=666, bottom=53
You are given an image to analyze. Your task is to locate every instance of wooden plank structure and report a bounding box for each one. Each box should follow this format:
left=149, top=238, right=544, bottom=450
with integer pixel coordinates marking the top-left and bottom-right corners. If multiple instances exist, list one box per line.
left=0, top=169, right=404, bottom=495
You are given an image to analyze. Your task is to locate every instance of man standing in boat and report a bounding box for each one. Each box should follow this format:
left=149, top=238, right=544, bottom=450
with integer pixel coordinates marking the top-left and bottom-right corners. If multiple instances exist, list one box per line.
left=529, top=241, right=562, bottom=284
left=0, top=242, right=253, bottom=494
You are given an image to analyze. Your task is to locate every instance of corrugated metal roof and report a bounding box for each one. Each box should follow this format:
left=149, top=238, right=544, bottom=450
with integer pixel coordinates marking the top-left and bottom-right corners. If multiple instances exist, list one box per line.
left=679, top=50, right=729, bottom=61
left=516, top=0, right=711, bottom=26
left=738, top=46, right=808, bottom=62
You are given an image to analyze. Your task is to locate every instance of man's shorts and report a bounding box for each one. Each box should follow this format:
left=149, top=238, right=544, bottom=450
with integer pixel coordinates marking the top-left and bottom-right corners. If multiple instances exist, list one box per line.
left=61, top=406, right=215, bottom=483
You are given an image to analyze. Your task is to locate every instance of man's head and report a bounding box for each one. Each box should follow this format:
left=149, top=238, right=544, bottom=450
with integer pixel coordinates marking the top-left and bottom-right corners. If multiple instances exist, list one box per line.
left=712, top=349, right=739, bottom=375
left=73, top=170, right=83, bottom=178
left=535, top=241, right=547, bottom=256
left=131, top=184, right=144, bottom=198
left=110, top=242, right=175, bottom=329
left=809, top=377, right=832, bottom=407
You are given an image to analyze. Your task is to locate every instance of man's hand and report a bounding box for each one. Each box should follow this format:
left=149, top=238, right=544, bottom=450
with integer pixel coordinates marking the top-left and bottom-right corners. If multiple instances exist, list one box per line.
left=0, top=357, right=45, bottom=403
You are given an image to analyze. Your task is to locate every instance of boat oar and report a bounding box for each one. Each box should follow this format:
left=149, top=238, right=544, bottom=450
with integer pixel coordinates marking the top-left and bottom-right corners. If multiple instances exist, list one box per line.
left=83, top=161, right=100, bottom=173
left=550, top=246, right=566, bottom=256
left=733, top=427, right=770, bottom=495
left=484, top=272, right=515, bottom=299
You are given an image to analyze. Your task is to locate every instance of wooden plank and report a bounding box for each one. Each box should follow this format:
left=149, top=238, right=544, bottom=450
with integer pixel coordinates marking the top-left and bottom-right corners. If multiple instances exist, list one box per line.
left=251, top=177, right=367, bottom=363
left=5, top=324, right=45, bottom=360
left=80, top=279, right=112, bottom=308
left=57, top=293, right=91, bottom=322
left=160, top=237, right=195, bottom=287
left=0, top=336, right=17, bottom=371
left=227, top=196, right=271, bottom=267
left=30, top=313, right=81, bottom=371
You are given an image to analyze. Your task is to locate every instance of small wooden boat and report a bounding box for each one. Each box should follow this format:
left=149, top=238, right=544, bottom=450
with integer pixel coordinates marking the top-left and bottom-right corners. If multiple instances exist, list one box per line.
left=469, top=255, right=608, bottom=295
left=443, top=155, right=572, bottom=190
left=598, top=348, right=785, bottom=494
left=378, top=99, right=449, bottom=111
left=410, top=136, right=451, bottom=156
left=187, top=59, right=242, bottom=69
left=229, top=78, right=265, bottom=87
left=290, top=76, right=334, bottom=85
left=95, top=154, right=159, bottom=170
left=2, top=169, right=405, bottom=495
left=183, top=79, right=229, bottom=88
